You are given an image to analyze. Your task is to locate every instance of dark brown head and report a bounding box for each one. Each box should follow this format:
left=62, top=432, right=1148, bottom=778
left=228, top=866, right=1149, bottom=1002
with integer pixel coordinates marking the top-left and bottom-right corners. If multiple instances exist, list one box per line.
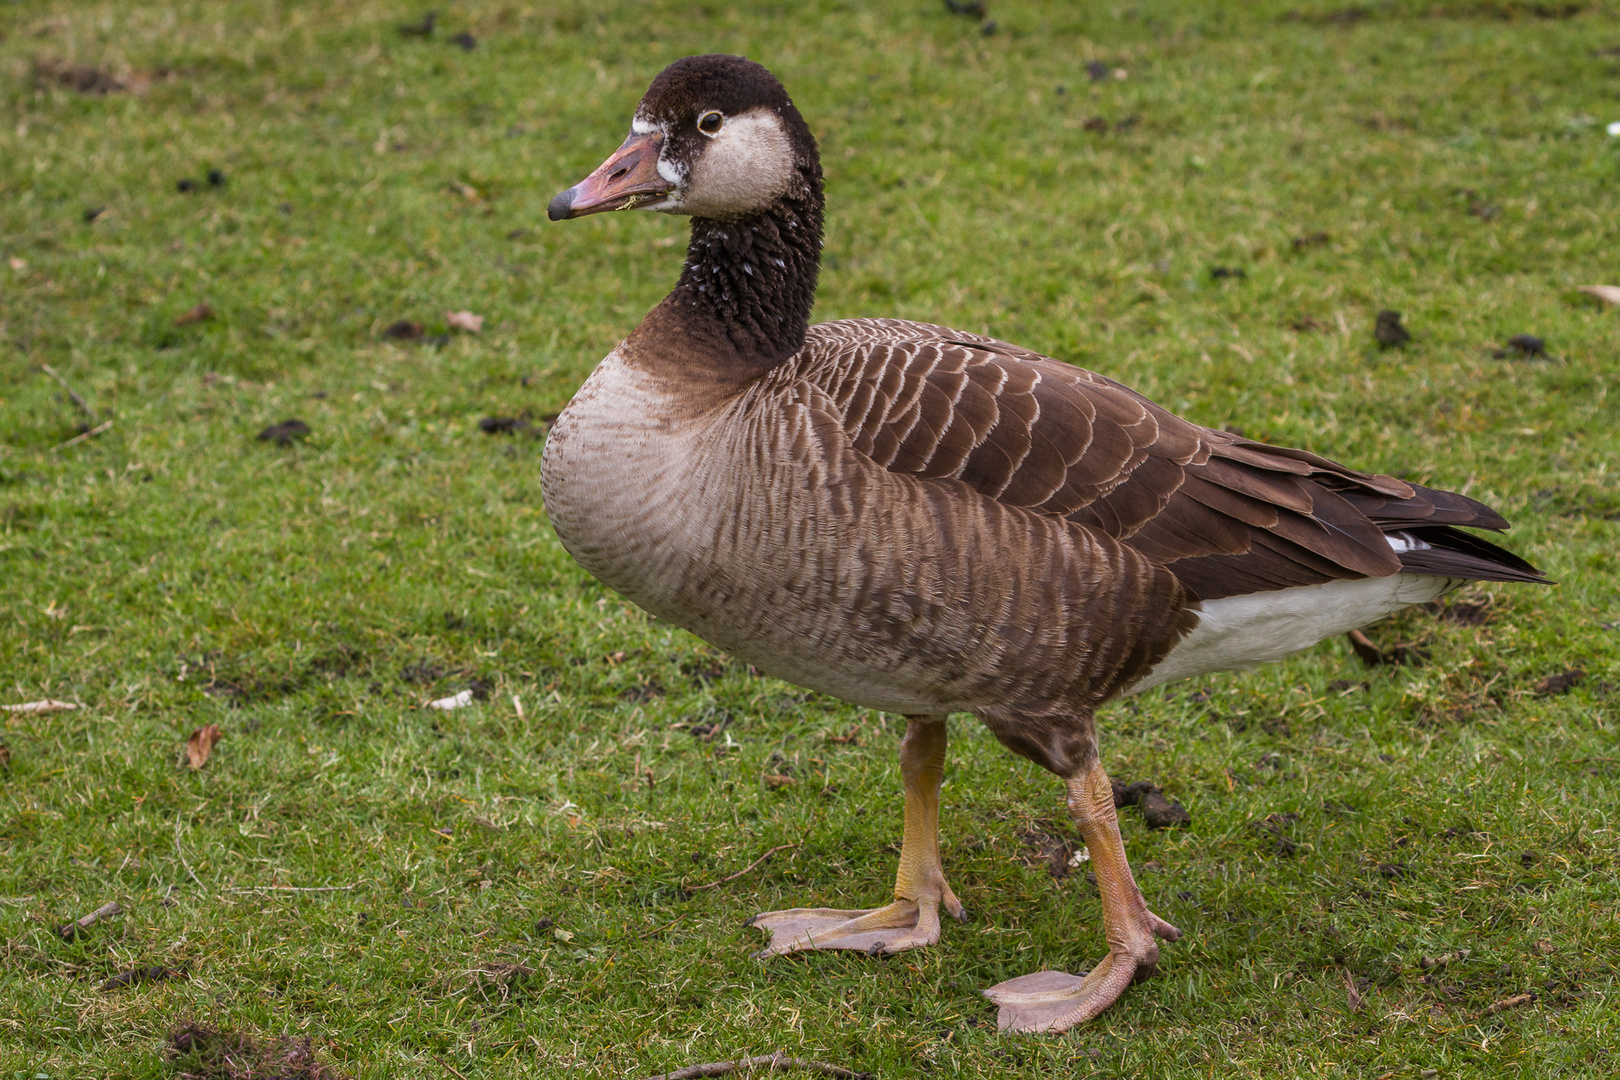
left=548, top=55, right=820, bottom=223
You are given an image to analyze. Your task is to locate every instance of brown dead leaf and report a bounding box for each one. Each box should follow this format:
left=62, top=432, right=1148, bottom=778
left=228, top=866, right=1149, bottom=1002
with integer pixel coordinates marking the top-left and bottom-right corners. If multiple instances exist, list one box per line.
left=186, top=724, right=222, bottom=769
left=174, top=303, right=213, bottom=326
left=1578, top=285, right=1620, bottom=305
left=0, top=744, right=10, bottom=770
left=763, top=773, right=797, bottom=789
left=445, top=310, right=484, bottom=333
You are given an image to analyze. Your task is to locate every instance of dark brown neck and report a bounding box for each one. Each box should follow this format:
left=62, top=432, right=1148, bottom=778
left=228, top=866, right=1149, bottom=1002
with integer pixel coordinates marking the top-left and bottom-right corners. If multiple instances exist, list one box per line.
left=667, top=185, right=824, bottom=370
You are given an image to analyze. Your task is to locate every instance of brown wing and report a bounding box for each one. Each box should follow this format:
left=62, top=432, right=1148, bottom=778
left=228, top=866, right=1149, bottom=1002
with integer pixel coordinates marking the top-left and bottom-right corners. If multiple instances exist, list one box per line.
left=802, top=318, right=1542, bottom=601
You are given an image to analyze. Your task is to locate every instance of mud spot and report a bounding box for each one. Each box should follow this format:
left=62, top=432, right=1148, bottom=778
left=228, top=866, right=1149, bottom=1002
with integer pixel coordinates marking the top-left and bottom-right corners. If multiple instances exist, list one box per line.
left=167, top=1023, right=348, bottom=1079
left=1111, top=779, right=1191, bottom=829
left=1018, top=826, right=1081, bottom=881
left=1534, top=669, right=1585, bottom=696
left=257, top=419, right=310, bottom=446
left=478, top=415, right=534, bottom=435
left=382, top=319, right=424, bottom=341
left=1250, top=811, right=1301, bottom=856
left=101, top=965, right=184, bottom=991
left=1424, top=595, right=1495, bottom=625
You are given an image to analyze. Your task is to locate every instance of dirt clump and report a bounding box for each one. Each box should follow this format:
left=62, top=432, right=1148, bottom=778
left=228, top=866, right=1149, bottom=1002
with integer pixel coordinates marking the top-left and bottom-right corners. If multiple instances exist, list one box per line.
left=1534, top=669, right=1585, bottom=696
left=1112, top=779, right=1191, bottom=829
left=167, top=1023, right=348, bottom=1080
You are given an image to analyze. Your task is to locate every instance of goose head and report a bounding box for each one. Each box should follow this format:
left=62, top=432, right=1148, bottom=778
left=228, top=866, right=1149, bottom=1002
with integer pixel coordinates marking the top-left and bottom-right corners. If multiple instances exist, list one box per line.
left=548, top=54, right=820, bottom=223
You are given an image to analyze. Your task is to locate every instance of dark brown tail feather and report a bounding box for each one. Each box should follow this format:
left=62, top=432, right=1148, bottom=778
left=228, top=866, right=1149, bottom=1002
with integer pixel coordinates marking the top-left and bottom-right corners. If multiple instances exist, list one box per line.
left=1390, top=525, right=1549, bottom=585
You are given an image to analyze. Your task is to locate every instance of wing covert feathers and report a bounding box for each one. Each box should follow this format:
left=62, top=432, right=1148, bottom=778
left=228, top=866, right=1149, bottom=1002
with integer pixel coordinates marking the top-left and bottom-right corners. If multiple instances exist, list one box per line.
left=805, top=318, right=1546, bottom=601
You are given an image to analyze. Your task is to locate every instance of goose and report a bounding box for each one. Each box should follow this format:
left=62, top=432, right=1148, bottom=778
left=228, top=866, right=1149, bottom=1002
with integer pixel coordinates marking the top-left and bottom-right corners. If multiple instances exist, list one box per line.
left=540, top=55, right=1546, bottom=1032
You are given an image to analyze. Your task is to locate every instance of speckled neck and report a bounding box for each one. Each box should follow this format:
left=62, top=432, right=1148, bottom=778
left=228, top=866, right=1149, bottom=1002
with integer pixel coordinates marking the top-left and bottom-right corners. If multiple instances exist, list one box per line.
left=670, top=181, right=824, bottom=369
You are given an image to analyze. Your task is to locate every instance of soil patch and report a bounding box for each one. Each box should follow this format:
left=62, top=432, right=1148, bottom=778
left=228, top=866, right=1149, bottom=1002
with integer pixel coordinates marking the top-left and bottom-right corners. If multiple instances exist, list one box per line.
left=168, top=1023, right=348, bottom=1080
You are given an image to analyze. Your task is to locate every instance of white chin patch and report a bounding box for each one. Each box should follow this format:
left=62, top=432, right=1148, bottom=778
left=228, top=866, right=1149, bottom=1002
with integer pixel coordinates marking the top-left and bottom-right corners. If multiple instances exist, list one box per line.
left=677, top=108, right=796, bottom=218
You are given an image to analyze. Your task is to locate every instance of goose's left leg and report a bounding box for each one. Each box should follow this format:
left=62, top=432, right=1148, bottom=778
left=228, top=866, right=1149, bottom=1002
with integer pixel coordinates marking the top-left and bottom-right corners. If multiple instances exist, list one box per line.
left=750, top=715, right=966, bottom=957
left=984, top=759, right=1181, bottom=1032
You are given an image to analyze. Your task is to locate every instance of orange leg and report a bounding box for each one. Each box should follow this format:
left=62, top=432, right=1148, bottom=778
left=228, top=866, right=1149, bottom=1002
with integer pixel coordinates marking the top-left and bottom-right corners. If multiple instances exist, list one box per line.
left=983, top=761, right=1181, bottom=1032
left=750, top=716, right=966, bottom=957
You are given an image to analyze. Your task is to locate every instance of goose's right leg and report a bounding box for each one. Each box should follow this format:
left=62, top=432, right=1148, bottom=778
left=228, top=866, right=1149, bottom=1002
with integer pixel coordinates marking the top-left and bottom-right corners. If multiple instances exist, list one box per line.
left=749, top=715, right=966, bottom=957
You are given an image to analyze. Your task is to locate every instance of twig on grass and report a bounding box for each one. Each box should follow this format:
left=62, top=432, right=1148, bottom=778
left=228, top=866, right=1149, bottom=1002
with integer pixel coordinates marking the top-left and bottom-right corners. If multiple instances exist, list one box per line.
left=435, top=1055, right=473, bottom=1080
left=224, top=884, right=357, bottom=894
left=687, top=844, right=800, bottom=892
left=50, top=419, right=114, bottom=453
left=642, top=1050, right=872, bottom=1080
left=39, top=363, right=97, bottom=422
left=58, top=900, right=123, bottom=940
left=1482, top=992, right=1534, bottom=1016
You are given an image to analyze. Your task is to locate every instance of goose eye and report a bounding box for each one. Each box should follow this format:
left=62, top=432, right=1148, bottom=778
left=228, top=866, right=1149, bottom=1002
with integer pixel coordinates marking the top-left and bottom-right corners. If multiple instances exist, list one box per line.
left=697, top=111, right=724, bottom=136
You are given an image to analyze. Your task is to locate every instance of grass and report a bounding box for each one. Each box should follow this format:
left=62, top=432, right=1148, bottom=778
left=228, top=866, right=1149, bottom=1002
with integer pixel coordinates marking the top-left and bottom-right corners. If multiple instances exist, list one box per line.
left=2, top=0, right=1619, bottom=1075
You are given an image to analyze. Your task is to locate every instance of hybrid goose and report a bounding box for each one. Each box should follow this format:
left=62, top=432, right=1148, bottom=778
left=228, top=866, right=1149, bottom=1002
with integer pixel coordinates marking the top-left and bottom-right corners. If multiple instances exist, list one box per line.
left=540, top=55, right=1545, bottom=1032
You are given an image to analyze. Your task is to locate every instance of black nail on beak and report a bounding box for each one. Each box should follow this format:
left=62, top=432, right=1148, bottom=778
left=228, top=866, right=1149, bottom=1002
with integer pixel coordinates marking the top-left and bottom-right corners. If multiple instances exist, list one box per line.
left=547, top=187, right=576, bottom=221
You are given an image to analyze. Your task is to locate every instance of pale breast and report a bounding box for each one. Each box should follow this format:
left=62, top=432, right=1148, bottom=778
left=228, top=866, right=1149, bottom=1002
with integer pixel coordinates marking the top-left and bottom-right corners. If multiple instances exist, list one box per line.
left=540, top=347, right=1180, bottom=718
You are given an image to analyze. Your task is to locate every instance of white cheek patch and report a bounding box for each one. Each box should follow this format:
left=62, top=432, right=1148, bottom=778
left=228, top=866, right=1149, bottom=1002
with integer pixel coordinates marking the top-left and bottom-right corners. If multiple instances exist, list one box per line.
left=656, top=153, right=684, bottom=186
left=679, top=108, right=796, bottom=218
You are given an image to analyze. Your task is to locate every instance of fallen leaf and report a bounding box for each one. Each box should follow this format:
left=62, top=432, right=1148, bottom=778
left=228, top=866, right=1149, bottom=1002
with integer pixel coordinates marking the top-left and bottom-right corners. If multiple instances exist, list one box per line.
left=1344, top=968, right=1365, bottom=1013
left=1578, top=284, right=1620, bottom=305
left=552, top=927, right=575, bottom=941
left=9, top=256, right=28, bottom=271
left=186, top=724, right=222, bottom=769
left=2, top=699, right=78, bottom=713
left=174, top=303, right=213, bottom=326
left=445, top=310, right=484, bottom=333
left=428, top=689, right=475, bottom=711
left=0, top=744, right=10, bottom=769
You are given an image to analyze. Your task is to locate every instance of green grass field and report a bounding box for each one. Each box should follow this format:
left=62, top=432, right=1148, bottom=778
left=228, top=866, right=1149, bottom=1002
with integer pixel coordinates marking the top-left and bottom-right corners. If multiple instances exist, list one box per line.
left=3, top=1, right=1619, bottom=1076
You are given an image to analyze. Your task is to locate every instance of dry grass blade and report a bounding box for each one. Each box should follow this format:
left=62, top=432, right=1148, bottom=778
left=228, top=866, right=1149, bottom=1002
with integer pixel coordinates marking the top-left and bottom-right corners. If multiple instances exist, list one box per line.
left=1578, top=285, right=1620, bottom=305
left=39, top=363, right=97, bottom=421
left=49, top=419, right=114, bottom=452
left=642, top=1050, right=873, bottom=1080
